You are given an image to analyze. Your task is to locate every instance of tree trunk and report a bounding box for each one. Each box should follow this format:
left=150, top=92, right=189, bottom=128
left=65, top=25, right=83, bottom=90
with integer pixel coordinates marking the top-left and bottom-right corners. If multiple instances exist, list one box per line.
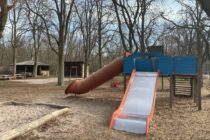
left=196, top=24, right=202, bottom=110
left=196, top=57, right=202, bottom=110
left=98, top=44, right=102, bottom=68
left=33, top=28, right=41, bottom=78
left=195, top=1, right=202, bottom=110
left=98, top=16, right=102, bottom=69
left=96, top=0, right=103, bottom=69
left=12, top=5, right=17, bottom=78
left=198, top=0, right=210, bottom=17
left=12, top=47, right=16, bottom=77
left=112, top=0, right=128, bottom=52
left=196, top=32, right=202, bottom=110
left=0, top=0, right=9, bottom=39
left=0, top=43, right=4, bottom=65
left=84, top=48, right=88, bottom=78
left=57, top=42, right=64, bottom=86
left=140, top=0, right=146, bottom=53
left=33, top=51, right=38, bottom=78
left=57, top=53, right=64, bottom=86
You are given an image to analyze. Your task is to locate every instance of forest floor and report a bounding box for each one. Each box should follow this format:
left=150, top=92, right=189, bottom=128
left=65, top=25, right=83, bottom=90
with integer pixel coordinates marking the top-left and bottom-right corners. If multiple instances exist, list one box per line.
left=0, top=77, right=210, bottom=140
left=11, top=77, right=72, bottom=84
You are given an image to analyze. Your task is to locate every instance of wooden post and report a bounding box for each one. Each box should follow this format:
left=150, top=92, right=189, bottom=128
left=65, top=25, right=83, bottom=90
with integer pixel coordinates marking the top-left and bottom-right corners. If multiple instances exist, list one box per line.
left=190, top=77, right=193, bottom=97
left=124, top=74, right=126, bottom=93
left=170, top=75, right=173, bottom=108
left=209, top=72, right=210, bottom=88
left=173, top=75, right=176, bottom=96
left=82, top=64, right=84, bottom=78
left=24, top=66, right=27, bottom=78
left=193, top=78, right=197, bottom=103
left=123, top=53, right=126, bottom=93
left=197, top=76, right=202, bottom=110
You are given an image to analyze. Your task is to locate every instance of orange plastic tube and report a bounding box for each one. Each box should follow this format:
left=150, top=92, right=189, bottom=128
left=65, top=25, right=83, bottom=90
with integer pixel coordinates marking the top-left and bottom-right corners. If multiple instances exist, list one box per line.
left=65, top=56, right=124, bottom=94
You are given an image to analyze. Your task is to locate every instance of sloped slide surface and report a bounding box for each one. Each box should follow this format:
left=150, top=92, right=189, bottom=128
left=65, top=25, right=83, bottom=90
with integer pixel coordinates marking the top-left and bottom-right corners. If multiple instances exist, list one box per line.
left=110, top=70, right=158, bottom=135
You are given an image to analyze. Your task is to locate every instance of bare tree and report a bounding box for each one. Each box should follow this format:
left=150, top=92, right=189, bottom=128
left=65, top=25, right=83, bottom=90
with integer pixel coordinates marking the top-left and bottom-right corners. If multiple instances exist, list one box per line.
left=64, top=22, right=78, bottom=61
left=96, top=0, right=103, bottom=68
left=162, top=24, right=196, bottom=56
left=9, top=0, right=25, bottom=77
left=112, top=0, right=156, bottom=52
left=75, top=0, right=98, bottom=78
left=25, top=0, right=46, bottom=77
left=0, top=0, right=16, bottom=38
left=26, top=0, right=75, bottom=85
left=112, top=0, right=139, bottom=52
left=90, top=0, right=114, bottom=69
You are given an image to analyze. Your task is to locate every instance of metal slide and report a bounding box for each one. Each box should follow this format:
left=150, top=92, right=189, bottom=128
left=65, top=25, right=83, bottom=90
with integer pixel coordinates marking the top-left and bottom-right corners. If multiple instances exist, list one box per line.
left=110, top=70, right=158, bottom=135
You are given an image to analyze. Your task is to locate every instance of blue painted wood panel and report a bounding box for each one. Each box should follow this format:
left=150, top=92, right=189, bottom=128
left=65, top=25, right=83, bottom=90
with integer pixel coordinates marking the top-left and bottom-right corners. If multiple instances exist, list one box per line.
left=123, top=56, right=135, bottom=75
left=135, top=59, right=153, bottom=72
left=157, top=57, right=174, bottom=76
left=174, top=56, right=197, bottom=75
left=123, top=53, right=197, bottom=76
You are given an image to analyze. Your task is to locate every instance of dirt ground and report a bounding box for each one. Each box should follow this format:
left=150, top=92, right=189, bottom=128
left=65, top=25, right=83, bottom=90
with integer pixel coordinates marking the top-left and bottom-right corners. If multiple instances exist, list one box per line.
left=0, top=77, right=210, bottom=140
left=11, top=77, right=72, bottom=84
left=0, top=105, right=56, bottom=133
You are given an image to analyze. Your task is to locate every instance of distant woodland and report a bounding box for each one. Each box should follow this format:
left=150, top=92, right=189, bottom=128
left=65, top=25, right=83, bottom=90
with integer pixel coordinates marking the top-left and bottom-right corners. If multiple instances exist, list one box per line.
left=0, top=0, right=210, bottom=86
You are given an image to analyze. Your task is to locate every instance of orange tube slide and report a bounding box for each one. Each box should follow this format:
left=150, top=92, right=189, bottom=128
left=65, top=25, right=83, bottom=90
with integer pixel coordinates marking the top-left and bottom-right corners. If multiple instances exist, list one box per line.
left=65, top=56, right=123, bottom=94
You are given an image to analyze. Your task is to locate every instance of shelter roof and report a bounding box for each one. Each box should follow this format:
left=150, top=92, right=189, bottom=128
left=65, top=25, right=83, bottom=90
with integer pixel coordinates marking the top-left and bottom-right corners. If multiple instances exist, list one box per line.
left=14, top=60, right=49, bottom=66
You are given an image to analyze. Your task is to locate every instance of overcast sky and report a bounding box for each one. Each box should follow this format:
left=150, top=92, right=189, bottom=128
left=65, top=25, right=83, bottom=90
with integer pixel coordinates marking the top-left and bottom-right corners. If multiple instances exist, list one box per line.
left=155, top=0, right=182, bottom=20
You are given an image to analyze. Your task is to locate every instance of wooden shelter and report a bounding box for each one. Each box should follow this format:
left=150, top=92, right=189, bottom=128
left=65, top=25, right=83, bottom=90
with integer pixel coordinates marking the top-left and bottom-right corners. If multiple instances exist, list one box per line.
left=12, top=60, right=50, bottom=77
left=147, top=46, right=164, bottom=54
left=64, top=61, right=89, bottom=78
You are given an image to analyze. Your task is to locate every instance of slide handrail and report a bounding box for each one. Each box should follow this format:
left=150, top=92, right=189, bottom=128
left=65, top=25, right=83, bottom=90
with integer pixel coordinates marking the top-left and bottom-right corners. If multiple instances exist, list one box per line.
left=146, top=72, right=159, bottom=136
left=109, top=69, right=136, bottom=128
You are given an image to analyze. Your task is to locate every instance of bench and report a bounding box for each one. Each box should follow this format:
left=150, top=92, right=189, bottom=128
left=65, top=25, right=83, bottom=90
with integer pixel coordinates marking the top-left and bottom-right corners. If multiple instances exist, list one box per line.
left=15, top=74, right=24, bottom=79
left=0, top=75, right=13, bottom=80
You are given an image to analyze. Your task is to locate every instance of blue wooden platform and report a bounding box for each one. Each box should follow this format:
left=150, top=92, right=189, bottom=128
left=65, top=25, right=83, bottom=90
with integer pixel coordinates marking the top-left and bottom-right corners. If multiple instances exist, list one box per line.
left=123, top=53, right=197, bottom=76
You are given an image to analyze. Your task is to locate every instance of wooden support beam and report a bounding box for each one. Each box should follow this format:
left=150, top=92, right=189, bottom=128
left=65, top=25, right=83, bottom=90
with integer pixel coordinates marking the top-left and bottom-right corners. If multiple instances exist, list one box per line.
left=170, top=75, right=173, bottom=108
left=193, top=78, right=197, bottom=103
left=173, top=75, right=176, bottom=96
left=0, top=108, right=70, bottom=140
left=124, top=74, right=126, bottom=93
left=190, top=77, right=193, bottom=97
left=2, top=101, right=70, bottom=109
left=197, top=76, right=202, bottom=110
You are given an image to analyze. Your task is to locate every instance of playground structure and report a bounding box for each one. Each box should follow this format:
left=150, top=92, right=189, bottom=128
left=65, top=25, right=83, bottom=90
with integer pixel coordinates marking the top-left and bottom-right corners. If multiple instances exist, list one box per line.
left=123, top=53, right=198, bottom=108
left=65, top=52, right=198, bottom=135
